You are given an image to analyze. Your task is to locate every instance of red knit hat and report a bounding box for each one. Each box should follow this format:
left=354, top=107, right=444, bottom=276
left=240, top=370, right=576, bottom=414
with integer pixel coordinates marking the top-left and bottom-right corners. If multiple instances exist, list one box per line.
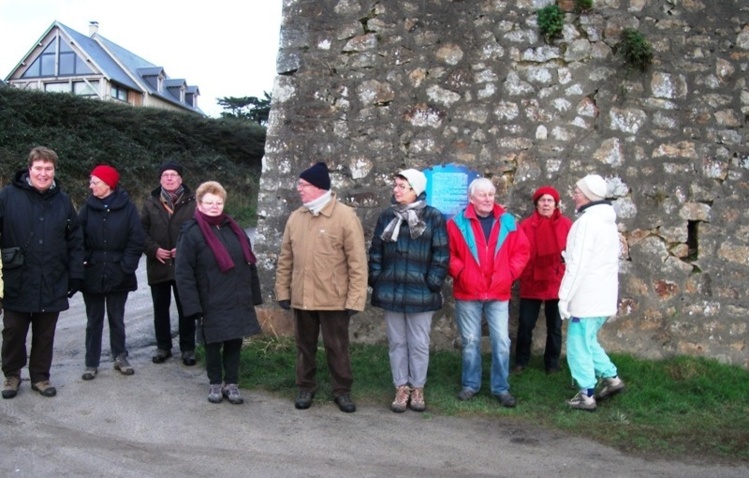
left=532, top=185, right=560, bottom=204
left=91, top=165, right=120, bottom=190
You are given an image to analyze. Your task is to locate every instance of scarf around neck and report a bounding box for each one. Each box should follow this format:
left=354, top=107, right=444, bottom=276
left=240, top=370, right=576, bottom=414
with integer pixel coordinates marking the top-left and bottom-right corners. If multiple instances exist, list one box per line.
left=381, top=199, right=427, bottom=242
left=160, top=185, right=185, bottom=216
left=304, top=190, right=332, bottom=215
left=531, top=209, right=562, bottom=280
left=194, top=210, right=256, bottom=273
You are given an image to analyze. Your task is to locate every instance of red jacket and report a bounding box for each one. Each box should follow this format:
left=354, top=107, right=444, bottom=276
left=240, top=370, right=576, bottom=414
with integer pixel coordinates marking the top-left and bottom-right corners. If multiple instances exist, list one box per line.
left=447, top=204, right=530, bottom=301
left=518, top=209, right=573, bottom=300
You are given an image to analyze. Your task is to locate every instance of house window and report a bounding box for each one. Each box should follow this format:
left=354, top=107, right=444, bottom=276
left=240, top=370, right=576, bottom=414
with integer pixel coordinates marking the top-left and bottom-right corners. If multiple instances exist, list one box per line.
left=21, top=35, right=93, bottom=78
left=111, top=84, right=128, bottom=102
left=74, top=80, right=99, bottom=97
left=45, top=82, right=71, bottom=93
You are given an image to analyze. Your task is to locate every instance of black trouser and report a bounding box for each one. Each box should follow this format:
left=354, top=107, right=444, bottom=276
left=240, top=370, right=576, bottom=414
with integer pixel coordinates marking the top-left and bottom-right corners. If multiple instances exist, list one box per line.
left=205, top=338, right=243, bottom=385
left=515, top=298, right=562, bottom=371
left=150, top=280, right=195, bottom=353
left=2, top=310, right=60, bottom=383
left=83, top=291, right=129, bottom=367
left=294, top=309, right=353, bottom=396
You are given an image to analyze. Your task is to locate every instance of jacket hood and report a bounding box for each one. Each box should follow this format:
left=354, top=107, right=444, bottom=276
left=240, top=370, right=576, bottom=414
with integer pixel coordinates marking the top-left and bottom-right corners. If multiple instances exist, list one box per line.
left=13, top=169, right=61, bottom=197
left=84, top=187, right=132, bottom=211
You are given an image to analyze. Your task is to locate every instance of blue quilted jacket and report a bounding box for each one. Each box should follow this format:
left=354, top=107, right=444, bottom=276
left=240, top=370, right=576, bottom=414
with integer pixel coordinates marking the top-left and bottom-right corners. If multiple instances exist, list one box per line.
left=368, top=200, right=449, bottom=313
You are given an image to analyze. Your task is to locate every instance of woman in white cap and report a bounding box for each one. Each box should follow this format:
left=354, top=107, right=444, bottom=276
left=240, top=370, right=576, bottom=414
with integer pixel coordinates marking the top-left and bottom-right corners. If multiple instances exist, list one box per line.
left=558, top=174, right=625, bottom=411
left=368, top=169, right=449, bottom=412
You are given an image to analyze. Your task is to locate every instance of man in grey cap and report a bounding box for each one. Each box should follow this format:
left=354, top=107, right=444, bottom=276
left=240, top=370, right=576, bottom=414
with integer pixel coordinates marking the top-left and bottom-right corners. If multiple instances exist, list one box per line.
left=558, top=174, right=625, bottom=412
left=275, top=162, right=368, bottom=413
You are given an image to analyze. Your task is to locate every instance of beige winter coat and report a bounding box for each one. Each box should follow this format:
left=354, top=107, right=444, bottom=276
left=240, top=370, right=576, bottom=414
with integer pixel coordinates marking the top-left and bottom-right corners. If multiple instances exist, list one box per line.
left=275, top=193, right=368, bottom=311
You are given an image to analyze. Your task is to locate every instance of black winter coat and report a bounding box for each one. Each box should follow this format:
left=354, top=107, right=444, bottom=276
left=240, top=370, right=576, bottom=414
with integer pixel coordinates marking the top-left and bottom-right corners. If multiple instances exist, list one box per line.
left=141, top=185, right=195, bottom=285
left=175, top=218, right=261, bottom=344
left=368, top=200, right=449, bottom=313
left=0, top=170, right=84, bottom=313
left=79, top=187, right=145, bottom=294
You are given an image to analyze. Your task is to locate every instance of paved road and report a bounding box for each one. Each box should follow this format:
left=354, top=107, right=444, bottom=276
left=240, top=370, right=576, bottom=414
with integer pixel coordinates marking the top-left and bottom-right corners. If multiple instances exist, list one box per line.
left=1, top=256, right=747, bottom=477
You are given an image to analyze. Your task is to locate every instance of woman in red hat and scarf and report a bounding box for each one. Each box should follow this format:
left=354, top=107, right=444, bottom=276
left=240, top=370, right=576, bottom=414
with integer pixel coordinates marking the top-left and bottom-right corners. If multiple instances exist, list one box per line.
left=513, top=186, right=572, bottom=374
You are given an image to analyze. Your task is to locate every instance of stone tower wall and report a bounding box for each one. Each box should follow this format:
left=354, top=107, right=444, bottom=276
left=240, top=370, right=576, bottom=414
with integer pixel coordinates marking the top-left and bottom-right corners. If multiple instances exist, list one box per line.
left=255, top=0, right=749, bottom=367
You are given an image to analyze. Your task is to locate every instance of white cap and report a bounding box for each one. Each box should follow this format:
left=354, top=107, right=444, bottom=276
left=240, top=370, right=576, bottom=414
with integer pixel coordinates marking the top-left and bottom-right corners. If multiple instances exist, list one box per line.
left=397, top=169, right=427, bottom=197
left=576, top=174, right=608, bottom=201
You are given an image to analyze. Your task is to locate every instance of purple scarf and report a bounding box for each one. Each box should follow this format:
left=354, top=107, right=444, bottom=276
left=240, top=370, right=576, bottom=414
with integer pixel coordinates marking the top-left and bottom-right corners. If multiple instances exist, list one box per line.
left=194, top=210, right=256, bottom=272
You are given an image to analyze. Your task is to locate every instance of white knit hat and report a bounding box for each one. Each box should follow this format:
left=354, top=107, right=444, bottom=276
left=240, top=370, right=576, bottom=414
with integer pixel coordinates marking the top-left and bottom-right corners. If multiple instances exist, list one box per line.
left=576, top=174, right=608, bottom=201
left=397, top=169, right=427, bottom=196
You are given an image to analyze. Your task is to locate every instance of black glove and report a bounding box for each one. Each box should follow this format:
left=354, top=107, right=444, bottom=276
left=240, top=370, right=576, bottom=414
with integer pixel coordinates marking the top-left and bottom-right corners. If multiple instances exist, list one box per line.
left=0, top=298, right=3, bottom=315
left=67, top=279, right=84, bottom=298
left=346, top=309, right=359, bottom=318
left=278, top=300, right=291, bottom=310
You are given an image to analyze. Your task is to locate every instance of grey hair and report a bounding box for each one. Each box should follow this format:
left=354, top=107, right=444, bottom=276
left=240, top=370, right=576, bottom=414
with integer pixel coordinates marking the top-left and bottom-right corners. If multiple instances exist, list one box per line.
left=468, top=177, right=496, bottom=198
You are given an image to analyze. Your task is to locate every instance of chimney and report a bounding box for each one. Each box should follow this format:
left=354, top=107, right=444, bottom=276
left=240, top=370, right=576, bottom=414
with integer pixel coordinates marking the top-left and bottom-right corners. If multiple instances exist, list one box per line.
left=89, top=21, right=99, bottom=36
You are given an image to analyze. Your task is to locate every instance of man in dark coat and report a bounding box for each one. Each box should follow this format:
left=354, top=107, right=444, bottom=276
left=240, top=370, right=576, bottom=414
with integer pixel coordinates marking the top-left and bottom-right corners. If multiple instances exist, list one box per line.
left=1, top=146, right=85, bottom=399
left=141, top=161, right=197, bottom=365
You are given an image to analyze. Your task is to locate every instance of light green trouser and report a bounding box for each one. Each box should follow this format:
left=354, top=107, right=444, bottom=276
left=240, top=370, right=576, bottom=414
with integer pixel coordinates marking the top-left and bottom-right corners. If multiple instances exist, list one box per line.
left=566, top=316, right=618, bottom=391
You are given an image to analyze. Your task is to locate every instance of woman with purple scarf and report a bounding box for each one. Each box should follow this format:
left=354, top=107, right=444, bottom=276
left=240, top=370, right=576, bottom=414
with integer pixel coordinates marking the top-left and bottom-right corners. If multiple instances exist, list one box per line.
left=175, top=181, right=262, bottom=404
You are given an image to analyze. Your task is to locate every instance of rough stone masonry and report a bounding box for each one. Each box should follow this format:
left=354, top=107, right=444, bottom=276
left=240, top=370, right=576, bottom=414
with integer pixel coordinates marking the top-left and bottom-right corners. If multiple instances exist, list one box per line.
left=254, top=0, right=749, bottom=368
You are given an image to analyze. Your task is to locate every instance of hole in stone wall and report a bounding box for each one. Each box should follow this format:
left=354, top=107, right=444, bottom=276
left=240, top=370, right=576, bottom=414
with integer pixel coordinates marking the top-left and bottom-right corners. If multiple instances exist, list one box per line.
left=686, top=220, right=699, bottom=261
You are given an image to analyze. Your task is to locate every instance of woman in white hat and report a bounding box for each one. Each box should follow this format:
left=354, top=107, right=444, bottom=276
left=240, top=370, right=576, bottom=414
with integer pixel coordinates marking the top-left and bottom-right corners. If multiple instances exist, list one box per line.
left=558, top=174, right=626, bottom=412
left=368, top=169, right=449, bottom=413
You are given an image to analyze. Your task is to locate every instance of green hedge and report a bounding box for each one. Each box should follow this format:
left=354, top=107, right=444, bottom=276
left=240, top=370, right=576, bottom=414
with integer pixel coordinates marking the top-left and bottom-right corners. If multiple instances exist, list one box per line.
left=0, top=87, right=265, bottom=224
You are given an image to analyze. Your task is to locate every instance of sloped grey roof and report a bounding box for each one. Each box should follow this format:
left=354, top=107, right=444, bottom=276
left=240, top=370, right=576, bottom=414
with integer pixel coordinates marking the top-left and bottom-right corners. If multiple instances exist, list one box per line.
left=56, top=21, right=201, bottom=114
left=57, top=22, right=142, bottom=91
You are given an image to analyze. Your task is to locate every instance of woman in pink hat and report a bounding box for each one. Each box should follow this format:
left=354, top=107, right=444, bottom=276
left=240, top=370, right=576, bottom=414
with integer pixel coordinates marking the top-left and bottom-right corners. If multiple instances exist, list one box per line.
left=513, top=186, right=572, bottom=374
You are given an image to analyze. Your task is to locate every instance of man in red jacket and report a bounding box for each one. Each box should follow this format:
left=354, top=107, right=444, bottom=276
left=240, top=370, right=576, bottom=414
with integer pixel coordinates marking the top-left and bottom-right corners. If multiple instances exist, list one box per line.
left=447, top=178, right=530, bottom=407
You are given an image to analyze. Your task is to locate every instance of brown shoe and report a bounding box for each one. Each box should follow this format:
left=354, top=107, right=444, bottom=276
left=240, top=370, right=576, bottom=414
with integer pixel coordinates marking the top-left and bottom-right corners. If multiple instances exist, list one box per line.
left=390, top=385, right=410, bottom=413
left=31, top=380, right=57, bottom=397
left=409, top=387, right=426, bottom=412
left=2, top=375, right=21, bottom=399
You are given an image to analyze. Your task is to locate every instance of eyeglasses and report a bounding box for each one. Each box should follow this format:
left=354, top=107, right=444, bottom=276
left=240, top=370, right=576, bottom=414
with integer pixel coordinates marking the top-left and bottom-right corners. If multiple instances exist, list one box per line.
left=161, top=173, right=180, bottom=179
left=89, top=179, right=103, bottom=186
left=201, top=201, right=224, bottom=207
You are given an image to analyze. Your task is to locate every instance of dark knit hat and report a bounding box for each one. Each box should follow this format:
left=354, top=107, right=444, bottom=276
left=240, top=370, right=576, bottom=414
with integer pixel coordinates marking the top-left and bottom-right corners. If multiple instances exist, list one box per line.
left=532, top=186, right=560, bottom=204
left=91, top=165, right=120, bottom=189
left=158, top=161, right=184, bottom=178
left=299, top=162, right=330, bottom=190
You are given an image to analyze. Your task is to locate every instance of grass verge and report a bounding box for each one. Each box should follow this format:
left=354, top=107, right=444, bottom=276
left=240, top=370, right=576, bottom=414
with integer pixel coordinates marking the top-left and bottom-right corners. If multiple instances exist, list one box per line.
left=224, top=336, right=749, bottom=465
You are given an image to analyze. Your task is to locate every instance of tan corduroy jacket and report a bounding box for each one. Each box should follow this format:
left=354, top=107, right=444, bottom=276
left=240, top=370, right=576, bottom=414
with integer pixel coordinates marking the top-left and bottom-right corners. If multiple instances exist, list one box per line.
left=275, top=193, right=368, bottom=311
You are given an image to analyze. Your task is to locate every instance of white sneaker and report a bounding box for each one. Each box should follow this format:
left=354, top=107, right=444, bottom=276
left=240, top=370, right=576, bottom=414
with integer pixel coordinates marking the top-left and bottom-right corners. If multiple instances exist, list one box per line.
left=567, top=391, right=596, bottom=411
left=596, top=377, right=626, bottom=400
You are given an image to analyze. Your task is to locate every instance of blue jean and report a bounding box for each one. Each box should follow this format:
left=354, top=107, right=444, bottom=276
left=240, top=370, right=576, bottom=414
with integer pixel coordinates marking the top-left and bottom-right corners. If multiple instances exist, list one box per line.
left=455, top=300, right=511, bottom=395
left=566, top=316, right=618, bottom=390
